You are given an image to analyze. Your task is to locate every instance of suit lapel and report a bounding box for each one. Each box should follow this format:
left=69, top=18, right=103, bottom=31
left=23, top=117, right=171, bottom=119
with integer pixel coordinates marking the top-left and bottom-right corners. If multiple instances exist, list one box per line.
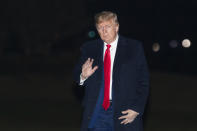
left=97, top=39, right=104, bottom=66
left=112, top=36, right=128, bottom=88
left=93, top=39, right=104, bottom=88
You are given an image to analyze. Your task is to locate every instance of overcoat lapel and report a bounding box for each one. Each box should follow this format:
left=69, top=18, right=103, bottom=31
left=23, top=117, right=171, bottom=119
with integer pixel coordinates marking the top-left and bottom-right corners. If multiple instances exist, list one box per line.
left=91, top=39, right=104, bottom=99
left=97, top=39, right=104, bottom=67
left=112, top=36, right=128, bottom=91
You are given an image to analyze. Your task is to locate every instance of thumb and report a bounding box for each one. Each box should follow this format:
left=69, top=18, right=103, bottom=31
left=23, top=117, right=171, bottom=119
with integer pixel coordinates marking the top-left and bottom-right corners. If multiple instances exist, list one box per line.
left=92, top=66, right=98, bottom=72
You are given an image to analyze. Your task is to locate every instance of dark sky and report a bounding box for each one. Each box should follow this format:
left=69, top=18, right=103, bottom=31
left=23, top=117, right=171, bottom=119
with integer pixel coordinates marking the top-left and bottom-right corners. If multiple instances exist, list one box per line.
left=0, top=0, right=196, bottom=74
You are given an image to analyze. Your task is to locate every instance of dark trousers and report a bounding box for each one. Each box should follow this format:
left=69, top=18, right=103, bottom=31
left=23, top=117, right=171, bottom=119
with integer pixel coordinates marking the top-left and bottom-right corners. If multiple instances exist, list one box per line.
left=88, top=104, right=113, bottom=131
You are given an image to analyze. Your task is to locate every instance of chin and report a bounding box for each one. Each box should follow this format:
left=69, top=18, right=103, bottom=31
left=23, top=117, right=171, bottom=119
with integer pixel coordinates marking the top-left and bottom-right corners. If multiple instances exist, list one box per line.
left=104, top=40, right=110, bottom=43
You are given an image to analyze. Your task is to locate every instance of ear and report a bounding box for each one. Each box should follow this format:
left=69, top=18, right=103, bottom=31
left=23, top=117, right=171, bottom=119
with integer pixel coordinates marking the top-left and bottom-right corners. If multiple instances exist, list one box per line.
left=116, top=24, right=119, bottom=32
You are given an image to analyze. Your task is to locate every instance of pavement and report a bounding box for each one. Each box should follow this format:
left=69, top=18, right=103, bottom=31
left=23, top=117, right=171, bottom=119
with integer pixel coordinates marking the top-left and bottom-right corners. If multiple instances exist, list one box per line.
left=0, top=72, right=196, bottom=131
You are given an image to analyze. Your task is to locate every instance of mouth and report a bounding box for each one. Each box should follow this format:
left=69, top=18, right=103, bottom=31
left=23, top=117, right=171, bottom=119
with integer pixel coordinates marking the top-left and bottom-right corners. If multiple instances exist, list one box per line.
left=102, top=35, right=108, bottom=38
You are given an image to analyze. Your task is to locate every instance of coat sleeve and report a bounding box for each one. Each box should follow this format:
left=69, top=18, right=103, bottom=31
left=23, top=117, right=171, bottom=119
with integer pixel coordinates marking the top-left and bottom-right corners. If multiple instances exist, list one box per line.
left=129, top=43, right=149, bottom=116
left=73, top=44, right=88, bottom=85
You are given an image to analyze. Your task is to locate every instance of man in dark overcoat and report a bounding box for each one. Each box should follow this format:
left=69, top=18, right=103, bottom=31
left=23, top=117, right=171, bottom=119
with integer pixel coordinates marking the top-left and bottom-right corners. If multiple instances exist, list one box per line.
left=74, top=11, right=149, bottom=131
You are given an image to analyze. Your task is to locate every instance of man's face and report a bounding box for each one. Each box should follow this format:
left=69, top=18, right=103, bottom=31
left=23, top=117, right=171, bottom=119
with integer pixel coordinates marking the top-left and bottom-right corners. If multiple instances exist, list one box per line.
left=96, top=19, right=119, bottom=44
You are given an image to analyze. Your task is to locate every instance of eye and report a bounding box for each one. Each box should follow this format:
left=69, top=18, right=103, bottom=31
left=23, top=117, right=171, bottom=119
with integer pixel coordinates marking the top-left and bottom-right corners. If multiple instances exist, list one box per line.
left=97, top=27, right=103, bottom=30
left=97, top=25, right=112, bottom=31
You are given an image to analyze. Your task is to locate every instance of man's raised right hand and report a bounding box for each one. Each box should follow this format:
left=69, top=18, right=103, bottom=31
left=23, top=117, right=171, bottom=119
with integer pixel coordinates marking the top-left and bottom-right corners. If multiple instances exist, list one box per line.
left=81, top=58, right=98, bottom=80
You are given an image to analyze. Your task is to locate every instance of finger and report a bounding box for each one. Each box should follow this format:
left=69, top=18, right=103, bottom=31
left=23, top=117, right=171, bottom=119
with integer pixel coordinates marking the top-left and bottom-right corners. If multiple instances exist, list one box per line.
left=83, top=58, right=90, bottom=67
left=90, top=58, right=94, bottom=62
left=89, top=59, right=94, bottom=67
left=86, top=58, right=91, bottom=66
left=123, top=118, right=135, bottom=125
left=86, top=58, right=90, bottom=64
left=120, top=119, right=128, bottom=124
left=124, top=120, right=129, bottom=125
left=122, top=110, right=129, bottom=114
left=124, top=119, right=132, bottom=125
left=118, top=115, right=128, bottom=120
left=128, top=118, right=135, bottom=124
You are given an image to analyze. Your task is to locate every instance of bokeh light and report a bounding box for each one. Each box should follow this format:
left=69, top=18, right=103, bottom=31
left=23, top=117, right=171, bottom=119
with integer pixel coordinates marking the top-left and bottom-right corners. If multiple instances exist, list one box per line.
left=88, top=31, right=96, bottom=38
left=152, top=43, right=160, bottom=52
left=182, top=39, right=191, bottom=48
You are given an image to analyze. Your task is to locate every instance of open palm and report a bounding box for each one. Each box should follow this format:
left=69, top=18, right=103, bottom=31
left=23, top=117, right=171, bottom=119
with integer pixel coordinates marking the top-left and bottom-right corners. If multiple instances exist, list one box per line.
left=81, top=58, right=98, bottom=79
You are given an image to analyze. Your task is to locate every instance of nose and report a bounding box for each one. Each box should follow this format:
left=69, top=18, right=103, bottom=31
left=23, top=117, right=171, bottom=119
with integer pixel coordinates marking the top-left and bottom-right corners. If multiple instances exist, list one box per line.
left=102, top=27, right=107, bottom=34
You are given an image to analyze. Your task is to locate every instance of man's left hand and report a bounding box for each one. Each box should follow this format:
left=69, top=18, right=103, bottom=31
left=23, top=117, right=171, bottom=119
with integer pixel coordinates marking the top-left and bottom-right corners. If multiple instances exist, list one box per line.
left=118, top=109, right=139, bottom=125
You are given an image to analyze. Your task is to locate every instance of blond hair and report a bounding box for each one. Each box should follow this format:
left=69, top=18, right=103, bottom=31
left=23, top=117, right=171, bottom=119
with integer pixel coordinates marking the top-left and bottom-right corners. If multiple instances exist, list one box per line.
left=95, top=11, right=119, bottom=26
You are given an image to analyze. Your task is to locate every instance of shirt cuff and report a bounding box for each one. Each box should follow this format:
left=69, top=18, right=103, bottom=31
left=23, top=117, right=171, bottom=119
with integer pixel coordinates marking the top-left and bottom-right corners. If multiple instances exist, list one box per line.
left=79, top=74, right=87, bottom=85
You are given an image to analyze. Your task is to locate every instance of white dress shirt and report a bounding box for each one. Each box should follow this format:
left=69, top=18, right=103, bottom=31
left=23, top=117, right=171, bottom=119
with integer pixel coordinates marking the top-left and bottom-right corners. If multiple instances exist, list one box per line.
left=80, top=35, right=119, bottom=100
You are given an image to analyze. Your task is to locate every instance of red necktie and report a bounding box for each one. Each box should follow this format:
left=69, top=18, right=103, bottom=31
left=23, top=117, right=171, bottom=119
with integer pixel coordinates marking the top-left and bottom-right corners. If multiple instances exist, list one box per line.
left=103, top=44, right=111, bottom=110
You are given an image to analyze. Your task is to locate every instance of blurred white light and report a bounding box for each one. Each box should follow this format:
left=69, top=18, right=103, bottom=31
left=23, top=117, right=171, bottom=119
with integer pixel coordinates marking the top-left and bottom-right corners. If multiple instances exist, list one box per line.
left=169, top=40, right=178, bottom=48
left=152, top=43, right=160, bottom=52
left=182, top=39, right=191, bottom=48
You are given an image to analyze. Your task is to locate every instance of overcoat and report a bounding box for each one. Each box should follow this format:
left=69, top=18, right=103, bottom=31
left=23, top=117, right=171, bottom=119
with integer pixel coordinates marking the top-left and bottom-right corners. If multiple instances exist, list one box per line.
left=74, top=36, right=149, bottom=131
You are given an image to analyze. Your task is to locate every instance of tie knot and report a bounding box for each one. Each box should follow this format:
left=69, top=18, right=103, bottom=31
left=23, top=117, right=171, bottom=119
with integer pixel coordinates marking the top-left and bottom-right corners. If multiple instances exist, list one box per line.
left=106, top=44, right=111, bottom=49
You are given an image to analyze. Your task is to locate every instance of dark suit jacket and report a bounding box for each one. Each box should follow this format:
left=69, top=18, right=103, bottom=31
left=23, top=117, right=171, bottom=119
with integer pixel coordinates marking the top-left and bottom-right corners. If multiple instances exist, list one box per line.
left=74, top=36, right=149, bottom=131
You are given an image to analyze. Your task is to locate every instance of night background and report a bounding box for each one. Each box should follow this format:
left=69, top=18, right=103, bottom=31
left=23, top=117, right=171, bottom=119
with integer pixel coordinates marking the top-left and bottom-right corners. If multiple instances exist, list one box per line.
left=0, top=0, right=197, bottom=130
